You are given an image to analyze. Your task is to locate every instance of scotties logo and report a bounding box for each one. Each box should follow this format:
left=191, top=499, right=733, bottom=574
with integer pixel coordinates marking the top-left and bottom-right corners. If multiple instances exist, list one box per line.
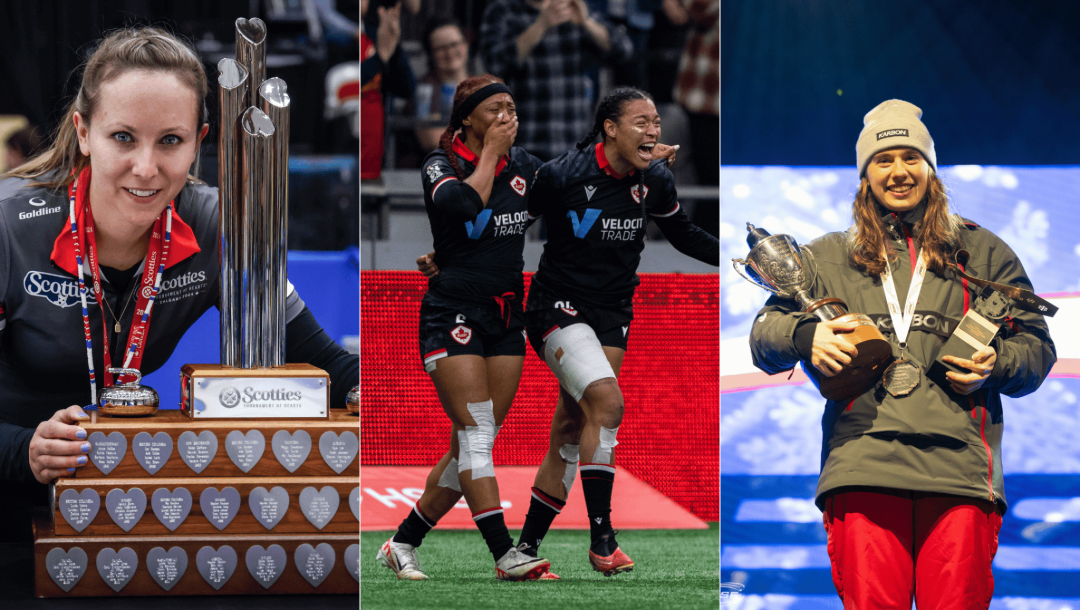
left=219, top=387, right=241, bottom=408
left=24, top=271, right=95, bottom=308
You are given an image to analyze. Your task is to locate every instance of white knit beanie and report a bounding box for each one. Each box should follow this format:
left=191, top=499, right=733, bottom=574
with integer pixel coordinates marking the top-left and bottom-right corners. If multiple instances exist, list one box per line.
left=856, top=99, right=937, bottom=177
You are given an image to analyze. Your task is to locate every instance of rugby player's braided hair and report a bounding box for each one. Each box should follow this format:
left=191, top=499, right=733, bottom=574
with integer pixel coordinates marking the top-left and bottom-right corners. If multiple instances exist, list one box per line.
left=439, top=74, right=505, bottom=179
left=576, top=87, right=654, bottom=218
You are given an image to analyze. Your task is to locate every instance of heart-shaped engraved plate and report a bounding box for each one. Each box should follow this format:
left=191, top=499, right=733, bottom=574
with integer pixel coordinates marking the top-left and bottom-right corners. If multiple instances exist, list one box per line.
left=299, top=486, right=339, bottom=530
left=245, top=544, right=287, bottom=589
left=196, top=545, right=237, bottom=590
left=58, top=489, right=99, bottom=532
left=319, top=431, right=358, bottom=474
left=46, top=547, right=88, bottom=592
left=225, top=430, right=265, bottom=473
left=294, top=543, right=336, bottom=588
left=105, top=488, right=147, bottom=532
left=271, top=430, right=311, bottom=473
left=146, top=546, right=188, bottom=592
left=96, top=547, right=138, bottom=592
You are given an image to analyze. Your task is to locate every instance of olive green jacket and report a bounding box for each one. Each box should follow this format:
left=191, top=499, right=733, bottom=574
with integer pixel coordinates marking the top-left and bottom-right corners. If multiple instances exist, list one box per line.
left=749, top=207, right=1056, bottom=514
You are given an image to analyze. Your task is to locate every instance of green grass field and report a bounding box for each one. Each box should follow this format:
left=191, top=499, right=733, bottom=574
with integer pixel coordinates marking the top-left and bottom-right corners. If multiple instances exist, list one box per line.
left=361, top=523, right=719, bottom=610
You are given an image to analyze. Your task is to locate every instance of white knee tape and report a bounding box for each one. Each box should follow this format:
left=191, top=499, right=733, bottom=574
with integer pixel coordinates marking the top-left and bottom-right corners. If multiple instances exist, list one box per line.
left=438, top=457, right=461, bottom=492
left=458, top=400, right=497, bottom=479
left=543, top=324, right=616, bottom=401
left=591, top=426, right=619, bottom=464
left=559, top=444, right=580, bottom=495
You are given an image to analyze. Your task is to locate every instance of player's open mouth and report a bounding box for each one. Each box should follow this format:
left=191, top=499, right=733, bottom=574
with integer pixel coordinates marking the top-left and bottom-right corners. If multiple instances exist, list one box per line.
left=637, top=143, right=655, bottom=161
left=125, top=188, right=160, bottom=198
left=886, top=184, right=914, bottom=195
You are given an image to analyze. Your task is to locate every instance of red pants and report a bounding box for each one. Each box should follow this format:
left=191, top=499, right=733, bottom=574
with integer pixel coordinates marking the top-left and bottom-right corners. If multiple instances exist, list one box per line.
left=822, top=489, right=1002, bottom=609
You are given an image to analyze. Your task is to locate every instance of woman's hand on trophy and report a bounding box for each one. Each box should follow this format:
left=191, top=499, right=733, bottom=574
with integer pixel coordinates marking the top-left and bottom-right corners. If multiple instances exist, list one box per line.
left=416, top=251, right=440, bottom=278
left=811, top=319, right=861, bottom=377
left=29, top=405, right=91, bottom=484
left=943, top=347, right=997, bottom=395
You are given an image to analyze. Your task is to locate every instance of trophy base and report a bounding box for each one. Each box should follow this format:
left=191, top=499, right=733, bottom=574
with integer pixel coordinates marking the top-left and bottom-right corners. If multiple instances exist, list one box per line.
left=180, top=363, right=330, bottom=420
left=805, top=314, right=894, bottom=401
left=97, top=404, right=158, bottom=418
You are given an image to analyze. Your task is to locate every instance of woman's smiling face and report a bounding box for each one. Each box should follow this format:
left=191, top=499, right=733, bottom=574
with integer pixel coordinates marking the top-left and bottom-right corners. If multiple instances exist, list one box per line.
left=866, top=147, right=931, bottom=213
left=74, top=69, right=207, bottom=229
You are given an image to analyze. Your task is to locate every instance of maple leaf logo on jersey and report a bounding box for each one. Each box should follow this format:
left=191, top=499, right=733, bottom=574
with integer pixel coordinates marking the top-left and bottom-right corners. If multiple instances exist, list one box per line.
left=451, top=325, right=473, bottom=345
left=510, top=175, right=526, bottom=196
left=630, top=184, right=649, bottom=204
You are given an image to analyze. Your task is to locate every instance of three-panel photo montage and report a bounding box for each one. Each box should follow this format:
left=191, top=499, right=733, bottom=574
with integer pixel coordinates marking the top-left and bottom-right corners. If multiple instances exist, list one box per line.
left=0, top=1, right=1077, bottom=609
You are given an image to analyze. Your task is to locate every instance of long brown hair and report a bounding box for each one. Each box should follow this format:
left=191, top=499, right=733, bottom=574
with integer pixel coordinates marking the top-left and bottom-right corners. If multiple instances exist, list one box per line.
left=438, top=74, right=504, bottom=178
left=848, top=172, right=963, bottom=276
left=7, top=26, right=208, bottom=189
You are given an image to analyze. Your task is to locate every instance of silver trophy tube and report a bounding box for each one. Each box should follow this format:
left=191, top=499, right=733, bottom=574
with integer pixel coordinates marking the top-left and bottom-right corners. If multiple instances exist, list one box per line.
left=235, top=18, right=267, bottom=111
left=217, top=58, right=249, bottom=368
left=240, top=107, right=276, bottom=368
left=259, top=77, right=291, bottom=367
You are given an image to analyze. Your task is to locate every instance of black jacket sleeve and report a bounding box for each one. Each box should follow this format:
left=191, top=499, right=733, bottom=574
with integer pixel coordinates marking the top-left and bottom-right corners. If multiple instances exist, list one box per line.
left=0, top=423, right=34, bottom=482
left=286, top=306, right=359, bottom=409
left=652, top=207, right=719, bottom=266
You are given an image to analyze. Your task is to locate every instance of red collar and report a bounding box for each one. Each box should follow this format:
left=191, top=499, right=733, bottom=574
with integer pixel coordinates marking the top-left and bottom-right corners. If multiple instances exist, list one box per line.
left=50, top=167, right=201, bottom=276
left=595, top=142, right=635, bottom=179
left=453, top=136, right=509, bottom=175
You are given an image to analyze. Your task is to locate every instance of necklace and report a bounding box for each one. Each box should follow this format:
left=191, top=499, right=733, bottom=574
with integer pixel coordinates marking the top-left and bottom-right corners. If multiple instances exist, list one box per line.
left=100, top=284, right=136, bottom=334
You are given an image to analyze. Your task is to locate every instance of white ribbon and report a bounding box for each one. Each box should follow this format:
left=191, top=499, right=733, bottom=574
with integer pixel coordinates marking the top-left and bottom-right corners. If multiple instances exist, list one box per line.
left=880, top=250, right=928, bottom=348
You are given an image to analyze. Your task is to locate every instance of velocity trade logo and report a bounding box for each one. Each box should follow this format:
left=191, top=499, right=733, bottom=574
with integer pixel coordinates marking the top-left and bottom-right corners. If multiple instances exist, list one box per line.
left=567, top=209, right=601, bottom=238
left=464, top=209, right=492, bottom=239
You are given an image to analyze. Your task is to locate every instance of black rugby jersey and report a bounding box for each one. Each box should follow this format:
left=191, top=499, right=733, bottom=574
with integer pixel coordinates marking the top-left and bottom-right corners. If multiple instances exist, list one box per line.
left=528, top=143, right=718, bottom=305
left=421, top=138, right=543, bottom=302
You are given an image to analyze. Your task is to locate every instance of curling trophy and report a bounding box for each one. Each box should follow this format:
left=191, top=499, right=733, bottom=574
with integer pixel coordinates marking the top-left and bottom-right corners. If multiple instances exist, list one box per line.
left=733, top=223, right=893, bottom=401
left=180, top=18, right=329, bottom=419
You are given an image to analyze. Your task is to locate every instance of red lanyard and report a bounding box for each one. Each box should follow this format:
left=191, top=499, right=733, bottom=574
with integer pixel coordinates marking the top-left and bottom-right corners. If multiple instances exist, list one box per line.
left=68, top=173, right=172, bottom=395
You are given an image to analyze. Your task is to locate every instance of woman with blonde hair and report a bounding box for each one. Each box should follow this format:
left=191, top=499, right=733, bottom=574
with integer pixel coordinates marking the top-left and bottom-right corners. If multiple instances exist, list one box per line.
left=0, top=26, right=357, bottom=512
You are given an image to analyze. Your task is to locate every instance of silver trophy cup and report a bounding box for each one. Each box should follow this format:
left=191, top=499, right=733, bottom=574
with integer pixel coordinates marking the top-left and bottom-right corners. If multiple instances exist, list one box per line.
left=733, top=223, right=892, bottom=401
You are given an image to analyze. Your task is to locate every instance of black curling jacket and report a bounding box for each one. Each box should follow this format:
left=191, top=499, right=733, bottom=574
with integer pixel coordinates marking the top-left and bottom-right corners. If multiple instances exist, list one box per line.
left=0, top=175, right=358, bottom=482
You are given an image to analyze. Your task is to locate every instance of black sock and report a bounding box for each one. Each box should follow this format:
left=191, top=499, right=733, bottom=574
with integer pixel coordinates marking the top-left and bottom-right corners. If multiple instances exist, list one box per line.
left=518, top=487, right=566, bottom=556
left=392, top=505, right=435, bottom=547
left=581, top=464, right=617, bottom=555
left=473, top=508, right=515, bottom=561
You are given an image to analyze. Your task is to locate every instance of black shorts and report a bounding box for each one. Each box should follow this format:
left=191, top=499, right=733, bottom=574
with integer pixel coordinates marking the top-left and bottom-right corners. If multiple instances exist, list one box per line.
left=418, top=291, right=526, bottom=371
left=524, top=283, right=633, bottom=358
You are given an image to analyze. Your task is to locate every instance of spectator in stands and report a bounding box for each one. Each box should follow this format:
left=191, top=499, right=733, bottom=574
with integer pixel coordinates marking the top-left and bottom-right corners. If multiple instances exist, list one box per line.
left=361, top=0, right=415, bottom=180
left=584, top=0, right=688, bottom=89
left=480, top=0, right=634, bottom=161
left=4, top=125, right=44, bottom=172
left=672, top=0, right=718, bottom=187
left=413, top=18, right=473, bottom=152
